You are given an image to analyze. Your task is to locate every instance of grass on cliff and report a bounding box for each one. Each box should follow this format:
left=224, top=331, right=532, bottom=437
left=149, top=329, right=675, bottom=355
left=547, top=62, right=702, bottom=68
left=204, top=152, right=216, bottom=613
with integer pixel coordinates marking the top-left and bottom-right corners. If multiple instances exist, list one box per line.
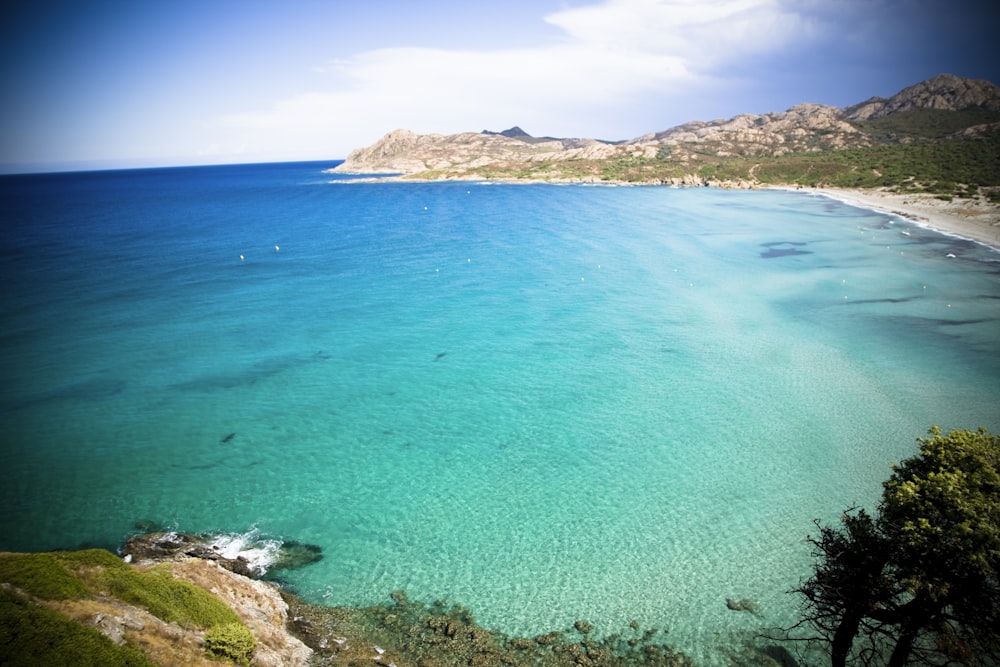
left=0, top=552, right=94, bottom=600
left=0, top=549, right=239, bottom=629
left=0, top=550, right=251, bottom=665
left=0, top=587, right=157, bottom=667
left=94, top=563, right=241, bottom=629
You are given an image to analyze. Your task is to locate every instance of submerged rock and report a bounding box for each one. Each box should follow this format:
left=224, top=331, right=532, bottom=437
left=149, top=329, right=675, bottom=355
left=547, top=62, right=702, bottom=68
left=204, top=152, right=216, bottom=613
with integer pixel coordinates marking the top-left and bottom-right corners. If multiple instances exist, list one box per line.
left=272, top=540, right=323, bottom=571
left=725, top=597, right=762, bottom=614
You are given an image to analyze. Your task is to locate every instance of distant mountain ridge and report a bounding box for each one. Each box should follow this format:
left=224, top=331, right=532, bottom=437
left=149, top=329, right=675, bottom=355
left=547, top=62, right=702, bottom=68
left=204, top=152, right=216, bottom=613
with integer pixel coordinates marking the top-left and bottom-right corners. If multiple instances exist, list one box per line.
left=332, top=74, right=1000, bottom=187
left=844, top=74, right=1000, bottom=120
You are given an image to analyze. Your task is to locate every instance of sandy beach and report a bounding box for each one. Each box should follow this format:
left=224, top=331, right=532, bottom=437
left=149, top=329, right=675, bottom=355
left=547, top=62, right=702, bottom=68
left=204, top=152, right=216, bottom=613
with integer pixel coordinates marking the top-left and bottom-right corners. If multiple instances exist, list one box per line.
left=789, top=187, right=1000, bottom=251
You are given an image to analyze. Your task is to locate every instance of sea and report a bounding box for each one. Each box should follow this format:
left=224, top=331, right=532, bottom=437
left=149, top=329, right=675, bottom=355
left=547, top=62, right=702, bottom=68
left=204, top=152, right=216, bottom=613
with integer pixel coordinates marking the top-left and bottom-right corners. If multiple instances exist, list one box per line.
left=2, top=161, right=998, bottom=664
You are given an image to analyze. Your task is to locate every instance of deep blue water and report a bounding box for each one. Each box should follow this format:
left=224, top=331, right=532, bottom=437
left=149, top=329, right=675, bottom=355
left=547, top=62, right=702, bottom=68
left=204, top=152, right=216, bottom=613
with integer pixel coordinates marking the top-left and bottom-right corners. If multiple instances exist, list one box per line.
left=2, top=161, right=998, bottom=664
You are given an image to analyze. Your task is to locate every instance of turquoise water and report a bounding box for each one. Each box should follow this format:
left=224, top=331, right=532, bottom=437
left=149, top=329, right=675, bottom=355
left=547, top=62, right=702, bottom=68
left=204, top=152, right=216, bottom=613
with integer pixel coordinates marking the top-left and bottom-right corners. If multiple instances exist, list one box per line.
left=2, top=163, right=998, bottom=664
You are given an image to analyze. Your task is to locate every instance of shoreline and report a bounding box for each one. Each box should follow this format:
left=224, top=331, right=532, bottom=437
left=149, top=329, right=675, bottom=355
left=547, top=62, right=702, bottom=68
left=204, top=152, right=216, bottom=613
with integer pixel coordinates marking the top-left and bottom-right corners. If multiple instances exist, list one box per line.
left=777, top=186, right=1000, bottom=252
left=330, top=170, right=1000, bottom=251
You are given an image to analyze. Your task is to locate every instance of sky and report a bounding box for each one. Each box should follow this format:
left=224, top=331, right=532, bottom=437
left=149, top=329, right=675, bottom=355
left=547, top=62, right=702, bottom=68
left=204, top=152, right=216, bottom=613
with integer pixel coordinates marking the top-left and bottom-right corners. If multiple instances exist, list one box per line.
left=2, top=0, right=999, bottom=173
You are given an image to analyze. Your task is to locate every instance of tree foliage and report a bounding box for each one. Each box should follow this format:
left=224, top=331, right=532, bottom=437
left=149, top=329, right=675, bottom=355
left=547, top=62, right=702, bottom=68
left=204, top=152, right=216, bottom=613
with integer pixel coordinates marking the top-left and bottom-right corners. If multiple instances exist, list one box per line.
left=795, top=427, right=1000, bottom=666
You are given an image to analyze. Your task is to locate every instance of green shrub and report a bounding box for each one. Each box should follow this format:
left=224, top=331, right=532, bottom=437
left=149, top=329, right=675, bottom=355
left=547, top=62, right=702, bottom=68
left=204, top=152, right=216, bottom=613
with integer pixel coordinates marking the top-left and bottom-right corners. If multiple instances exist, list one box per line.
left=96, top=565, right=239, bottom=629
left=0, top=588, right=155, bottom=666
left=0, top=553, right=91, bottom=600
left=55, top=548, right=130, bottom=571
left=204, top=622, right=257, bottom=665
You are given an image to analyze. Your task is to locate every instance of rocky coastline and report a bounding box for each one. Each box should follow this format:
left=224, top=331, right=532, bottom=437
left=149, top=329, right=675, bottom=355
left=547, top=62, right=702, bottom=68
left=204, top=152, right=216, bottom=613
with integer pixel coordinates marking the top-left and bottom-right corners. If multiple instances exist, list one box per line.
left=326, top=74, right=1000, bottom=251
left=2, top=531, right=796, bottom=666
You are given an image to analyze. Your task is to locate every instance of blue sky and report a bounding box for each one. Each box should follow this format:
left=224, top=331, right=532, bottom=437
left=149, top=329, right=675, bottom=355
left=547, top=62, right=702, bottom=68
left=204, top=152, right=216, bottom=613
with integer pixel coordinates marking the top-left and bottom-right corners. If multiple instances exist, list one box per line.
left=2, top=0, right=998, bottom=172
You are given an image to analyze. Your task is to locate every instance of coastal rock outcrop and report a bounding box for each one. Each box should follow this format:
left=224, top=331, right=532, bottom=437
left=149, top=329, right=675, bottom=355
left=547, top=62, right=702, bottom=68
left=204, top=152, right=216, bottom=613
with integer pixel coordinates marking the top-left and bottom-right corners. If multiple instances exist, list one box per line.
left=335, top=127, right=615, bottom=175
left=169, top=559, right=313, bottom=666
left=122, top=531, right=256, bottom=577
left=121, top=531, right=323, bottom=578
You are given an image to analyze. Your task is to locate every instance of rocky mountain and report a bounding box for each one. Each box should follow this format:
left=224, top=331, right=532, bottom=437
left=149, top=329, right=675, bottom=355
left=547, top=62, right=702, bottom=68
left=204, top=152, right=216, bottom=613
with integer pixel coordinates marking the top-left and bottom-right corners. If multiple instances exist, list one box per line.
left=626, top=102, right=866, bottom=156
left=844, top=73, right=1000, bottom=121
left=331, top=74, right=1000, bottom=185
left=336, top=127, right=615, bottom=175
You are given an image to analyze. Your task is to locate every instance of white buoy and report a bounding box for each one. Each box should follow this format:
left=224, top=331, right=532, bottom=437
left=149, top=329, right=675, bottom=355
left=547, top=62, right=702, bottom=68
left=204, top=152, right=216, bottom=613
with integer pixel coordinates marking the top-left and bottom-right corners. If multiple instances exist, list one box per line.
left=240, top=254, right=244, bottom=261
left=275, top=245, right=280, bottom=252
left=946, top=253, right=956, bottom=258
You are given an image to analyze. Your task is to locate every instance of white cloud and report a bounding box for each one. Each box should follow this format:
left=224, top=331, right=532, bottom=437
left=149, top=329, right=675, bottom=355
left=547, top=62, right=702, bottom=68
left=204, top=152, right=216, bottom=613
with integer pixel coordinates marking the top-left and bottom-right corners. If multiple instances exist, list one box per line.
left=546, top=0, right=810, bottom=66
left=215, top=0, right=813, bottom=158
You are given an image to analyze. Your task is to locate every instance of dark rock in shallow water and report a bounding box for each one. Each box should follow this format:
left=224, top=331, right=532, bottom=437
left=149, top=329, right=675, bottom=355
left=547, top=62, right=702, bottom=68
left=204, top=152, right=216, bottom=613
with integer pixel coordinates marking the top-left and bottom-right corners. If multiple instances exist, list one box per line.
left=273, top=541, right=324, bottom=571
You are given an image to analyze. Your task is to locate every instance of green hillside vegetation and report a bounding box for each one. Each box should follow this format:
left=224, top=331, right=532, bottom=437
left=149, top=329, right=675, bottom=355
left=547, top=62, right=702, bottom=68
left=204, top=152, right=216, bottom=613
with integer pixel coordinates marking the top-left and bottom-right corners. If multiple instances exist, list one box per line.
left=704, top=132, right=1000, bottom=192
left=851, top=107, right=1000, bottom=140
left=0, top=550, right=254, bottom=665
left=422, top=100, right=1000, bottom=198
left=454, top=129, right=1000, bottom=200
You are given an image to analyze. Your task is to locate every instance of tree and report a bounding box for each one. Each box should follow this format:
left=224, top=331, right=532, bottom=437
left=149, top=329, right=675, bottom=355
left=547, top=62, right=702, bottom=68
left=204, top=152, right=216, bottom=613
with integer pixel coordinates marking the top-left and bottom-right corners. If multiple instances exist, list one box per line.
left=794, top=427, right=1000, bottom=666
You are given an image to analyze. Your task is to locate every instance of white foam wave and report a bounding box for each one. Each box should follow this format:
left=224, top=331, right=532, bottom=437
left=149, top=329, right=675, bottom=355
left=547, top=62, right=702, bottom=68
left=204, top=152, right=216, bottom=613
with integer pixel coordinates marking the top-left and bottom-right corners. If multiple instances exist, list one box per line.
left=205, top=528, right=282, bottom=576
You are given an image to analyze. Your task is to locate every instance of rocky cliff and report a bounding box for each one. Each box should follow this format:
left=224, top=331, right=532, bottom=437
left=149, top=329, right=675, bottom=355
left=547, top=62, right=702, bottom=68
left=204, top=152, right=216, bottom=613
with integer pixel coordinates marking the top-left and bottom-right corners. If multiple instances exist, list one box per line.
left=331, top=74, right=1000, bottom=184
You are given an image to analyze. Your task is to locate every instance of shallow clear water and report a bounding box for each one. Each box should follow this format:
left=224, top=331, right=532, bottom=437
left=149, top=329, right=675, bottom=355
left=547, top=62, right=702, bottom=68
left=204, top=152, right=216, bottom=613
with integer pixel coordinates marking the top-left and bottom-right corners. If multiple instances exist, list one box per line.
left=2, top=162, right=998, bottom=664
